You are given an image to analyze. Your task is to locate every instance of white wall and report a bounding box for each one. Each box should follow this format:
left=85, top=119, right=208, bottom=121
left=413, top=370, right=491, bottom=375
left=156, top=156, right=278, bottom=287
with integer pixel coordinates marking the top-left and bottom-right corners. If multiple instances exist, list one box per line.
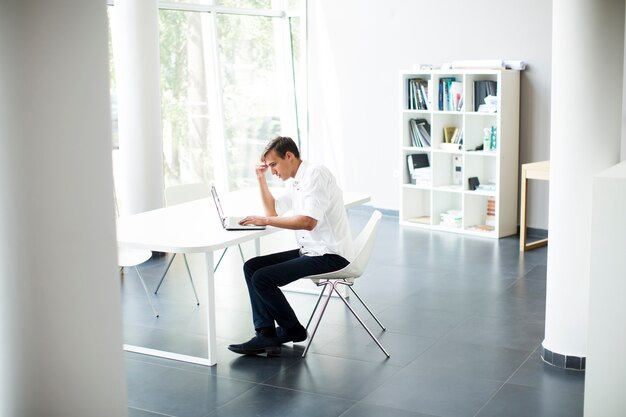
left=0, top=1, right=128, bottom=416
left=308, top=0, right=553, bottom=229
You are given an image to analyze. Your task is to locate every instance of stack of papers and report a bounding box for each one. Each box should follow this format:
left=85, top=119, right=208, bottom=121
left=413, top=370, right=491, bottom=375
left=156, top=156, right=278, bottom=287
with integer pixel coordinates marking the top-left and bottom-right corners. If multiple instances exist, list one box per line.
left=412, top=167, right=431, bottom=186
left=440, top=209, right=462, bottom=228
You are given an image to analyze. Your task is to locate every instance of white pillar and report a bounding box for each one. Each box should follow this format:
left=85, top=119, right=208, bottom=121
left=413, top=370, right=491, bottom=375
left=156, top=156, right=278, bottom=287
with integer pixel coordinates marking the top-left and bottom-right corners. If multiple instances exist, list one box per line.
left=0, top=1, right=128, bottom=416
left=111, top=0, right=164, bottom=215
left=544, top=0, right=623, bottom=367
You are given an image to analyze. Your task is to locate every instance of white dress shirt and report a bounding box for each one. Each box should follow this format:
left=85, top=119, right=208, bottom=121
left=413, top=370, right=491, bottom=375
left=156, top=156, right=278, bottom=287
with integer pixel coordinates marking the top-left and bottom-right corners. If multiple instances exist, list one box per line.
left=275, top=161, right=354, bottom=262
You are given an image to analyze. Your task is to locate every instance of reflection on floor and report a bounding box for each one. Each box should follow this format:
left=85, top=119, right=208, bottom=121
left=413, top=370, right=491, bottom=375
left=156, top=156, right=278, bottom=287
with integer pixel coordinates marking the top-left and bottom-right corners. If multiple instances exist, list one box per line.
left=122, top=209, right=584, bottom=417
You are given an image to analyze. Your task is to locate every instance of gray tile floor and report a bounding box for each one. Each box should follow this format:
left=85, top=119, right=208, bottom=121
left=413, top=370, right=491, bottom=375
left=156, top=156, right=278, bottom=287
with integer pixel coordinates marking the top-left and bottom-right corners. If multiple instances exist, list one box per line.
left=121, top=209, right=584, bottom=417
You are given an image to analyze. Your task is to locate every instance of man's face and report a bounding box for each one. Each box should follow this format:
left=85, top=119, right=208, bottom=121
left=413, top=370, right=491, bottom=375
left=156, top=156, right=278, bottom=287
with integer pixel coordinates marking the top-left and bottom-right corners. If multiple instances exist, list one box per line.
left=264, top=150, right=294, bottom=180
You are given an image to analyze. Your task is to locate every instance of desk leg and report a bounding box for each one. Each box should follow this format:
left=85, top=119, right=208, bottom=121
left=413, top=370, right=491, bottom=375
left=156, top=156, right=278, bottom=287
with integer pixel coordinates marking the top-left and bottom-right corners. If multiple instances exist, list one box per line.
left=519, top=171, right=528, bottom=252
left=123, top=252, right=218, bottom=366
left=254, top=238, right=261, bottom=257
left=205, top=252, right=217, bottom=366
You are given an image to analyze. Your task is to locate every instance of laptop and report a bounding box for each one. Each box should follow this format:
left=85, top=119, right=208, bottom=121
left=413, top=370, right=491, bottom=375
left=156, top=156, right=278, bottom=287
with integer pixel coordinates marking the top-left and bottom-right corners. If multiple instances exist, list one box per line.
left=211, top=185, right=266, bottom=230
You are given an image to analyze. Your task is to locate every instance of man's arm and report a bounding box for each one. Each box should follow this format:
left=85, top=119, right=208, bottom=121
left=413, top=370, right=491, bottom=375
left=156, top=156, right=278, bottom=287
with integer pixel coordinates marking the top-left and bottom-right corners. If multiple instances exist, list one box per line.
left=256, top=163, right=278, bottom=217
left=240, top=214, right=317, bottom=231
left=243, top=160, right=318, bottom=229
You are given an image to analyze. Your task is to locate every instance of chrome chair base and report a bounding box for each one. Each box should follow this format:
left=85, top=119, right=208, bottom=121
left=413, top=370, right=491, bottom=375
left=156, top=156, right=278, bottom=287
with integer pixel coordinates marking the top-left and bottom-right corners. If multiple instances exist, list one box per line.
left=303, top=279, right=389, bottom=358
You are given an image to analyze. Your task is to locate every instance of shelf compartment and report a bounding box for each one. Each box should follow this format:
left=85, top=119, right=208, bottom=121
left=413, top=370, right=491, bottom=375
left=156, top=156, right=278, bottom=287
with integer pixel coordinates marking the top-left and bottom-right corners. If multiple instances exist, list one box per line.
left=401, top=188, right=431, bottom=225
left=403, top=150, right=431, bottom=186
left=464, top=113, right=498, bottom=151
left=464, top=153, right=497, bottom=192
left=465, top=73, right=498, bottom=112
left=403, top=74, right=433, bottom=111
left=403, top=112, right=432, bottom=148
left=432, top=190, right=462, bottom=228
left=432, top=74, right=464, bottom=112
left=431, top=112, right=463, bottom=149
left=464, top=193, right=497, bottom=235
left=431, top=152, right=463, bottom=188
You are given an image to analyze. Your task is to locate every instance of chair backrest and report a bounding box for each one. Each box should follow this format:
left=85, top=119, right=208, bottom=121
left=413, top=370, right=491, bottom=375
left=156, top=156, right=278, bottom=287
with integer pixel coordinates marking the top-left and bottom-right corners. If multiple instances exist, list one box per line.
left=165, top=183, right=210, bottom=206
left=118, top=248, right=152, bottom=268
left=307, top=210, right=382, bottom=281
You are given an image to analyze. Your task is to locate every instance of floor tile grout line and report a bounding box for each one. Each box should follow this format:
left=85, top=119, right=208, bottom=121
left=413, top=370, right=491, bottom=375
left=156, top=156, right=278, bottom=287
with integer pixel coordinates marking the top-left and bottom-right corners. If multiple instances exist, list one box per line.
left=128, top=405, right=177, bottom=417
left=471, top=342, right=542, bottom=417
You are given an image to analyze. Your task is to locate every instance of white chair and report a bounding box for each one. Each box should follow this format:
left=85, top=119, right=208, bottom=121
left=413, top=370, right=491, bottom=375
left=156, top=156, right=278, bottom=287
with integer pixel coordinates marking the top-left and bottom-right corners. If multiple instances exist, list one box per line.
left=118, top=248, right=159, bottom=317
left=153, top=183, right=245, bottom=303
left=114, top=177, right=159, bottom=317
left=301, top=210, right=389, bottom=358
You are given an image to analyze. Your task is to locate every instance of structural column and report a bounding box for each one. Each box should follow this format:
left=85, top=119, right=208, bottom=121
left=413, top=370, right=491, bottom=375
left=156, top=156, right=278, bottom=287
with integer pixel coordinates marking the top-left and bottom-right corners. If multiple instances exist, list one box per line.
left=543, top=0, right=623, bottom=368
left=0, top=1, right=128, bottom=416
left=111, top=0, right=164, bottom=215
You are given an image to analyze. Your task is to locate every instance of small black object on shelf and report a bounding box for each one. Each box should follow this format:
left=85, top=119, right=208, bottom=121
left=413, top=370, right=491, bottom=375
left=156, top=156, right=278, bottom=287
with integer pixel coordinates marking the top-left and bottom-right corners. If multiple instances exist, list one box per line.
left=468, top=177, right=480, bottom=191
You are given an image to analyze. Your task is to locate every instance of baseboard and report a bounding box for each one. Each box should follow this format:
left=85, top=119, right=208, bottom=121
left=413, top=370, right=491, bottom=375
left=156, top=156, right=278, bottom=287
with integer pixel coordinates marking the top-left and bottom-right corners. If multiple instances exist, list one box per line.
left=518, top=226, right=548, bottom=238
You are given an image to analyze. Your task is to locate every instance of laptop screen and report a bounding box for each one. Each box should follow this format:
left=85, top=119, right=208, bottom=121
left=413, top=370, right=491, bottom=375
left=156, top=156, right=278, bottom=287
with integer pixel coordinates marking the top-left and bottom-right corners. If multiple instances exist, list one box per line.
left=210, top=185, right=226, bottom=226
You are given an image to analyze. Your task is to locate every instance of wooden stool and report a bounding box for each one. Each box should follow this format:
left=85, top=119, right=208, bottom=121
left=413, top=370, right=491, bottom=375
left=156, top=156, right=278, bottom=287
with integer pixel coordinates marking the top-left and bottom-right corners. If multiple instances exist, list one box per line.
left=520, top=161, right=550, bottom=251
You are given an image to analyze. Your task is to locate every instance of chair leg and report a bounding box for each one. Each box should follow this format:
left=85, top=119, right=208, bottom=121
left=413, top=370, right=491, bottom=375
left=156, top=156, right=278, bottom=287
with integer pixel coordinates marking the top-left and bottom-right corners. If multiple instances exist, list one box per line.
left=213, top=247, right=229, bottom=272
left=237, top=244, right=245, bottom=262
left=134, top=266, right=159, bottom=318
left=335, top=281, right=390, bottom=358
left=305, top=283, right=327, bottom=331
left=213, top=244, right=246, bottom=274
left=347, top=286, right=386, bottom=331
left=154, top=253, right=177, bottom=294
left=182, top=254, right=200, bottom=306
left=302, top=281, right=333, bottom=358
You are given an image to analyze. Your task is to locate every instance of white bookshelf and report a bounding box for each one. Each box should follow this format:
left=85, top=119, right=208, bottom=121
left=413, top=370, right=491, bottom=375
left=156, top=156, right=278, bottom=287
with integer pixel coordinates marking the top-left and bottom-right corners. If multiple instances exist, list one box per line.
left=400, top=69, right=520, bottom=238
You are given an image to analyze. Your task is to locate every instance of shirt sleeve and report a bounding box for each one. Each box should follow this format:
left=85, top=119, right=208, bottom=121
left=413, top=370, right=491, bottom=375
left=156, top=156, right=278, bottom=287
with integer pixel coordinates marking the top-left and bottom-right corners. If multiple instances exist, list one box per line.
left=300, top=167, right=331, bottom=221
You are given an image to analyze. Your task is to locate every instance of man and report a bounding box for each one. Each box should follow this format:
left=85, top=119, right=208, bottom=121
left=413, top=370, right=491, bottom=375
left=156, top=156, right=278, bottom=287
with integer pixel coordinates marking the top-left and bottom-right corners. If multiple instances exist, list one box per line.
left=228, top=136, right=354, bottom=356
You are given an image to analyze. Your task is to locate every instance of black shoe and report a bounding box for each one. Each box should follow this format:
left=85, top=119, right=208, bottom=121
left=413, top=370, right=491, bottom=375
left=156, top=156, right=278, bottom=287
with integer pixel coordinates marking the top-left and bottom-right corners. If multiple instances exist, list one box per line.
left=228, top=332, right=282, bottom=356
left=276, top=324, right=308, bottom=344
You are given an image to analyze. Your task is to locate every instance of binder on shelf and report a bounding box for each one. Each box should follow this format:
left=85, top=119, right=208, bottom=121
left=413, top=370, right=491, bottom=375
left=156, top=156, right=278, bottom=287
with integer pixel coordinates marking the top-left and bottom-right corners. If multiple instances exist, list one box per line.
left=438, top=77, right=462, bottom=111
left=407, top=153, right=430, bottom=186
left=407, top=153, right=430, bottom=173
left=441, top=127, right=463, bottom=148
left=409, top=118, right=431, bottom=147
left=407, top=78, right=430, bottom=110
left=450, top=81, right=463, bottom=111
left=443, top=127, right=456, bottom=143
left=473, top=80, right=497, bottom=112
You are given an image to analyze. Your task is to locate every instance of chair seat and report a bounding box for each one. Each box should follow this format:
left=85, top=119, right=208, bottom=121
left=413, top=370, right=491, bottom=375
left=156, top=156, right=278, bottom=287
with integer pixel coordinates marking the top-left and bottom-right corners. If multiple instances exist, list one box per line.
left=118, top=248, right=152, bottom=267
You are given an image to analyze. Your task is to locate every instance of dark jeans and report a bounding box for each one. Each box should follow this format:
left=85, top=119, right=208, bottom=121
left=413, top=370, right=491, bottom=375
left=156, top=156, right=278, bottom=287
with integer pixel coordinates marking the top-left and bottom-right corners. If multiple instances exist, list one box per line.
left=243, top=249, right=349, bottom=331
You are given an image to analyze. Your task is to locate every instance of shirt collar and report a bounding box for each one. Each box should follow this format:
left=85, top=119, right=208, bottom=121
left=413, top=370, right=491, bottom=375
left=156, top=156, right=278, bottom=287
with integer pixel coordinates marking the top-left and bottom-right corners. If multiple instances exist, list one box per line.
left=292, top=160, right=307, bottom=187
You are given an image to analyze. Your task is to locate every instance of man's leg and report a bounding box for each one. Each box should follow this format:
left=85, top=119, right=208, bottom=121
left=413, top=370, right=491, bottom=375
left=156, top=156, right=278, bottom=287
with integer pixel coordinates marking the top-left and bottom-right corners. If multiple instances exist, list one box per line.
left=250, top=253, right=348, bottom=330
left=242, top=249, right=301, bottom=332
left=229, top=252, right=348, bottom=355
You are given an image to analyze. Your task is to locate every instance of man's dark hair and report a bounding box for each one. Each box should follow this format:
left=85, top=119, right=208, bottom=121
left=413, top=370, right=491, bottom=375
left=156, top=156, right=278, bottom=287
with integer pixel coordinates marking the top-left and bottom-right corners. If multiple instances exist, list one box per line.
left=262, top=136, right=300, bottom=160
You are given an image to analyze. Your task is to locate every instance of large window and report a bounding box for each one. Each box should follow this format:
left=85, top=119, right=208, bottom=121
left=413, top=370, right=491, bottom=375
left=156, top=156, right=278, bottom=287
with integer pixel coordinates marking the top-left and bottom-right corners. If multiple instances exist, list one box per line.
left=158, top=1, right=305, bottom=190
left=109, top=1, right=305, bottom=192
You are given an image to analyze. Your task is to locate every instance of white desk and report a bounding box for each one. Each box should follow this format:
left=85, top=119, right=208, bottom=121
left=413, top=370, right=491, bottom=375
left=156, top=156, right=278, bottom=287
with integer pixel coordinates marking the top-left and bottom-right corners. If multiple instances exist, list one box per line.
left=117, top=191, right=370, bottom=366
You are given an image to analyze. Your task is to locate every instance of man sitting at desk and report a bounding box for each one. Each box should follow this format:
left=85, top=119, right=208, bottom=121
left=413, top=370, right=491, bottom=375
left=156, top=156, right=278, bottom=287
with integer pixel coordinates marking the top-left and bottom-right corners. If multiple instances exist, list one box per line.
left=228, top=136, right=354, bottom=356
